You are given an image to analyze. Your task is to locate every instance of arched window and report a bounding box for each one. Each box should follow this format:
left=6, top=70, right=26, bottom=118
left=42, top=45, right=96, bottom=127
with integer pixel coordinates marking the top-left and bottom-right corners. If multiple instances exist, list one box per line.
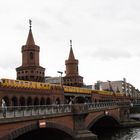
left=27, top=97, right=32, bottom=106
left=30, top=52, right=33, bottom=60
left=12, top=96, right=18, bottom=106
left=34, top=97, right=39, bottom=105
left=19, top=97, right=26, bottom=106
left=55, top=98, right=60, bottom=104
left=46, top=98, right=51, bottom=105
left=40, top=97, right=45, bottom=105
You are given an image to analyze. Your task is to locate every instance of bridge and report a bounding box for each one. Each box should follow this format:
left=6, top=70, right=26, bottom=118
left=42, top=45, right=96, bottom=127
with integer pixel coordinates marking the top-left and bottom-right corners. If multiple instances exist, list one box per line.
left=0, top=101, right=130, bottom=140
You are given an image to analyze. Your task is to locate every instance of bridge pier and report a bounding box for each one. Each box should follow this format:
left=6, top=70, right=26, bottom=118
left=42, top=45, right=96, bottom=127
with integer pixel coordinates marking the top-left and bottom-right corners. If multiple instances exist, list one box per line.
left=73, top=130, right=97, bottom=140
left=72, top=104, right=97, bottom=140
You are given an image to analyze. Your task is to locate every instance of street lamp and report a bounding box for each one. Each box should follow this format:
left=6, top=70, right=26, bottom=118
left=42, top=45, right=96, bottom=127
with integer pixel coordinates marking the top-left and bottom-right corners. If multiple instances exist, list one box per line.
left=57, top=71, right=63, bottom=87
left=107, top=80, right=112, bottom=91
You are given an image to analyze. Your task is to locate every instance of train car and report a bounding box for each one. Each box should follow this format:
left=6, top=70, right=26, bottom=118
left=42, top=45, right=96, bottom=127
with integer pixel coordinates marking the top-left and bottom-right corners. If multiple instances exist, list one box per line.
left=114, top=92, right=124, bottom=97
left=0, top=78, right=125, bottom=103
left=63, top=85, right=91, bottom=95
left=91, top=90, right=114, bottom=96
left=1, top=79, right=15, bottom=87
left=0, top=78, right=54, bottom=91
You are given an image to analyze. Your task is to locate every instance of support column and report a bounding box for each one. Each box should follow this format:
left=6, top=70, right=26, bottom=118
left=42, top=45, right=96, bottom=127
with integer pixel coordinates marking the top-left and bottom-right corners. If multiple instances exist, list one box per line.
left=72, top=104, right=97, bottom=140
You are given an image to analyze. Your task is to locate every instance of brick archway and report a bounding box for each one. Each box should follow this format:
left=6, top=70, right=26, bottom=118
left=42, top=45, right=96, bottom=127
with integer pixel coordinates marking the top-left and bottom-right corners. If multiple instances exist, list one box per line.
left=9, top=121, right=74, bottom=140
left=87, top=114, right=120, bottom=129
left=44, top=122, right=74, bottom=137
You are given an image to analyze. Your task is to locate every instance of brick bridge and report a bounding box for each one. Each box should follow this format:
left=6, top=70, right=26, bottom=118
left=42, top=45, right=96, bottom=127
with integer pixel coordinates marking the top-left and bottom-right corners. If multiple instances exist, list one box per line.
left=0, top=101, right=130, bottom=140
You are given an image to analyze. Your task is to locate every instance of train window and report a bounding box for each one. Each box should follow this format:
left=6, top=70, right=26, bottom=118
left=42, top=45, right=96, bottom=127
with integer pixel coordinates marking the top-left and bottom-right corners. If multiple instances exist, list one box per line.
left=15, top=81, right=19, bottom=84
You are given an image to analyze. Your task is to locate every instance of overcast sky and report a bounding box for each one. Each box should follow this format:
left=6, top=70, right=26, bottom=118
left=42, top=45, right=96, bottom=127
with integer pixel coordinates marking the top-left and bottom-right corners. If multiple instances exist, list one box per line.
left=0, top=0, right=140, bottom=88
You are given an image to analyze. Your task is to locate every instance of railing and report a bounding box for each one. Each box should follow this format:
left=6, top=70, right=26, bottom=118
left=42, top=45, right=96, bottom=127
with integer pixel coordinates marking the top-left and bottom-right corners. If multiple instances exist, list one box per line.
left=0, top=104, right=72, bottom=119
left=0, top=101, right=129, bottom=119
left=72, top=101, right=129, bottom=114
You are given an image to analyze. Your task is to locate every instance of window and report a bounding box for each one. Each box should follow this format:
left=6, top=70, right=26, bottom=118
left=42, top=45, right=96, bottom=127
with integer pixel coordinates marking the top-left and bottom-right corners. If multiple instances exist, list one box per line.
left=30, top=52, right=33, bottom=60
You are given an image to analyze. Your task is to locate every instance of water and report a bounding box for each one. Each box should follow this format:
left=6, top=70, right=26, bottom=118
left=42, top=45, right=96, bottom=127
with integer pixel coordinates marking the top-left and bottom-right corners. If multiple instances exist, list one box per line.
left=96, top=127, right=140, bottom=140
left=15, top=127, right=140, bottom=140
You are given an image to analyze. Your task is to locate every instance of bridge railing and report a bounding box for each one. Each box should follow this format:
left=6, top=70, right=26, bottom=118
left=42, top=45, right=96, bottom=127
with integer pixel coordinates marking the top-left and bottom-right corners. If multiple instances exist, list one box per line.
left=0, top=104, right=72, bottom=119
left=73, top=101, right=123, bottom=113
left=0, top=101, right=129, bottom=119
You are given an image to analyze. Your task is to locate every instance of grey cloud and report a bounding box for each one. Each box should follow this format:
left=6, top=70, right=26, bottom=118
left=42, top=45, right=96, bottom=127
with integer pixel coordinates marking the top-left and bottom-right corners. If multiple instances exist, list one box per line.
left=91, top=0, right=140, bottom=22
left=91, top=48, right=132, bottom=60
left=0, top=56, right=19, bottom=69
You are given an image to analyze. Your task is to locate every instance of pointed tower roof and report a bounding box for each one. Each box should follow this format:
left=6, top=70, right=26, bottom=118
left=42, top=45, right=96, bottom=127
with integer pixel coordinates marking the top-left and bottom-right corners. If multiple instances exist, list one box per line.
left=68, top=40, right=75, bottom=60
left=26, top=19, right=35, bottom=45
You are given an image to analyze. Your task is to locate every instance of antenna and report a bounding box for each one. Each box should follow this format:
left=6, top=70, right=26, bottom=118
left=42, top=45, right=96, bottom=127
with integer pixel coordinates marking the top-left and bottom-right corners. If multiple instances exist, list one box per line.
left=29, top=19, right=32, bottom=30
left=70, top=40, right=72, bottom=47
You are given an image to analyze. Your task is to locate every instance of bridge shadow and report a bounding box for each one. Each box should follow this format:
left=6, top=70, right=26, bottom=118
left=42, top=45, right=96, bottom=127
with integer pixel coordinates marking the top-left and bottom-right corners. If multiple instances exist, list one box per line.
left=12, top=122, right=74, bottom=140
left=88, top=114, right=120, bottom=139
left=14, top=128, right=73, bottom=140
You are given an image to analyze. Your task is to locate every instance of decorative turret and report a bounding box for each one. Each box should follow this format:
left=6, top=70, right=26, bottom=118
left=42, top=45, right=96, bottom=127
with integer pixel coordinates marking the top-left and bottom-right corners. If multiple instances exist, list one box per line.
left=16, top=20, right=45, bottom=82
left=63, top=40, right=83, bottom=87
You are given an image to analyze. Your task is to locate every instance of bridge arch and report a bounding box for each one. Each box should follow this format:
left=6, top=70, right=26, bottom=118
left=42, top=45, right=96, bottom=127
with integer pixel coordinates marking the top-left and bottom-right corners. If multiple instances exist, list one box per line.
left=73, top=96, right=86, bottom=103
left=87, top=114, right=120, bottom=130
left=10, top=121, right=74, bottom=140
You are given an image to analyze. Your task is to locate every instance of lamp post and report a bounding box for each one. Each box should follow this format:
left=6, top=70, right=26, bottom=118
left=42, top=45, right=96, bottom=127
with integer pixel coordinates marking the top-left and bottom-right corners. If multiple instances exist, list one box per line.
left=57, top=71, right=63, bottom=87
left=107, top=80, right=112, bottom=91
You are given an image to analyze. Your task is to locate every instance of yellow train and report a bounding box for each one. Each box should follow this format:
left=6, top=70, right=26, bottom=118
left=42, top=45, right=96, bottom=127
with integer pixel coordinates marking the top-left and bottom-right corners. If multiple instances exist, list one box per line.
left=0, top=78, right=51, bottom=90
left=0, top=78, right=124, bottom=97
left=64, top=85, right=91, bottom=94
left=92, top=90, right=114, bottom=96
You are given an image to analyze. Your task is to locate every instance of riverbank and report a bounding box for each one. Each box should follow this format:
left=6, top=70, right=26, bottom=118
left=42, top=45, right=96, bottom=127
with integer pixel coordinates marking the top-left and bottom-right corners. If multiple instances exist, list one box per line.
left=120, top=119, right=140, bottom=128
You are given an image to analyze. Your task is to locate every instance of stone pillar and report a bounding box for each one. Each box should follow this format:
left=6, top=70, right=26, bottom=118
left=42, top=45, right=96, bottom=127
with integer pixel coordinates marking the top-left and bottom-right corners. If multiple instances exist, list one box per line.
left=72, top=104, right=97, bottom=140
left=119, top=102, right=130, bottom=122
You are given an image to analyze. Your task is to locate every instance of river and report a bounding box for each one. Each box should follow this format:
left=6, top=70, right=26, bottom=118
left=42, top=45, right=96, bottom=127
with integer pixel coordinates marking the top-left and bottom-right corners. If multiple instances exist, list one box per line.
left=96, top=127, right=140, bottom=140
left=15, top=127, right=140, bottom=140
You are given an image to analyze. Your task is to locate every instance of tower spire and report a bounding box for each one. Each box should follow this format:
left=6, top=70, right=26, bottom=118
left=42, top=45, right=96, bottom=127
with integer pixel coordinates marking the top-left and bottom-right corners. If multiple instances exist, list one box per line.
left=68, top=40, right=75, bottom=60
left=16, top=21, right=45, bottom=82
left=26, top=19, right=35, bottom=45
left=63, top=40, right=83, bottom=87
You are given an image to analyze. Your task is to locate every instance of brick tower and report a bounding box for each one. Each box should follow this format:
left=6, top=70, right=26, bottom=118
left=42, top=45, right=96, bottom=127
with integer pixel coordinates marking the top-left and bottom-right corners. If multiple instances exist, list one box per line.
left=16, top=20, right=45, bottom=82
left=63, top=40, right=83, bottom=87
